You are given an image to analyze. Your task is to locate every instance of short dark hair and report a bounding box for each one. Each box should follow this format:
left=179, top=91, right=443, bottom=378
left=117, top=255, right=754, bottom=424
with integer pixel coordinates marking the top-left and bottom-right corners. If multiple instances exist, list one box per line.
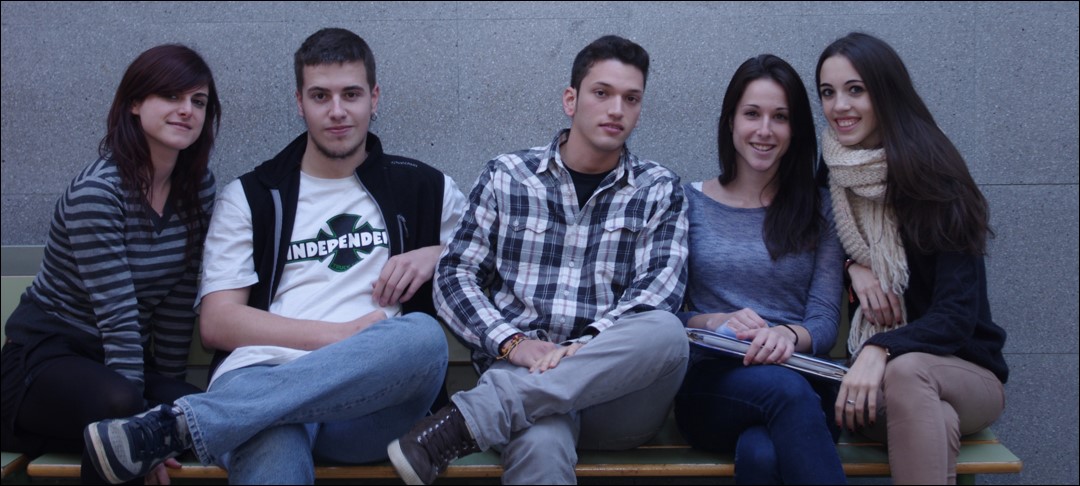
left=717, top=54, right=820, bottom=259
left=816, top=32, right=991, bottom=254
left=294, top=28, right=376, bottom=90
left=100, top=44, right=220, bottom=258
left=570, top=35, right=649, bottom=91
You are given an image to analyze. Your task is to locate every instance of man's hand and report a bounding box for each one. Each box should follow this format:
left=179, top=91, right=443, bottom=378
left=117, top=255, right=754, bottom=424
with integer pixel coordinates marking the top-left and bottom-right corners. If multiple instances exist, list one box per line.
left=373, top=246, right=443, bottom=307
left=530, top=343, right=584, bottom=373
left=337, top=309, right=388, bottom=341
left=507, top=339, right=559, bottom=369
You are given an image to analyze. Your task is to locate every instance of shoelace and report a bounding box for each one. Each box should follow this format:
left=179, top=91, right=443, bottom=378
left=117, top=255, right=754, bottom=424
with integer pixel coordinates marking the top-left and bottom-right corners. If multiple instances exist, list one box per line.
left=417, top=412, right=475, bottom=474
left=130, top=411, right=178, bottom=460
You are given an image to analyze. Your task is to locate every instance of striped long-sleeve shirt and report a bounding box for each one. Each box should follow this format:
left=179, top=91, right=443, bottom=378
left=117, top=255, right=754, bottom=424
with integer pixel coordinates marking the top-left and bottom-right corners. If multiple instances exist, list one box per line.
left=435, top=130, right=689, bottom=371
left=15, top=158, right=214, bottom=391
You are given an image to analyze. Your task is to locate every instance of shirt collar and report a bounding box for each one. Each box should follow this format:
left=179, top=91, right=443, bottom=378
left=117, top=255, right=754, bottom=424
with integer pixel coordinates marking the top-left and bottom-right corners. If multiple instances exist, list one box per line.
left=537, top=129, right=637, bottom=188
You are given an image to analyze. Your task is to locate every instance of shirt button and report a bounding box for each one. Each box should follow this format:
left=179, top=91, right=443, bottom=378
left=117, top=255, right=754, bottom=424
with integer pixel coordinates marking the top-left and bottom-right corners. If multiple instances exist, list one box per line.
left=563, top=290, right=570, bottom=296
left=569, top=260, right=575, bottom=268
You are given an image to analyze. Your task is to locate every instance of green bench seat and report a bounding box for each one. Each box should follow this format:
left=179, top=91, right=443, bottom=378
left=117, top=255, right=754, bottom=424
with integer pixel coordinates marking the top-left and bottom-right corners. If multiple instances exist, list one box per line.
left=1, top=245, right=1022, bottom=483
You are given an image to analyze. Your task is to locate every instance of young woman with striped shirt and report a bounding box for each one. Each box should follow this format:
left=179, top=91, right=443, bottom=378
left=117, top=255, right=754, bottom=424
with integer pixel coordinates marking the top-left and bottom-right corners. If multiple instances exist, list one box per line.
left=1, top=44, right=220, bottom=485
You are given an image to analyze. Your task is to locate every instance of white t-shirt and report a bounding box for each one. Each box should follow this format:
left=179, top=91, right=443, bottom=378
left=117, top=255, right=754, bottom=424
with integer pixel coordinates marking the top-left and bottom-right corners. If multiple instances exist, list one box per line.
left=198, top=170, right=465, bottom=384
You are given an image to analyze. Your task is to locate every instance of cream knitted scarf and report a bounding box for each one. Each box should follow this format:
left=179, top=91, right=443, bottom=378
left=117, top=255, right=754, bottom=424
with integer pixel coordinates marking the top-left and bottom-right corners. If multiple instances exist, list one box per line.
left=821, top=129, right=909, bottom=355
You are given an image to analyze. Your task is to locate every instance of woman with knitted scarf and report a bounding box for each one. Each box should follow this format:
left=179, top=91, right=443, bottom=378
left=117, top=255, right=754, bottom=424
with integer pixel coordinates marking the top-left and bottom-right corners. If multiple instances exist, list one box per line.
left=817, top=32, right=1008, bottom=484
left=673, top=55, right=846, bottom=484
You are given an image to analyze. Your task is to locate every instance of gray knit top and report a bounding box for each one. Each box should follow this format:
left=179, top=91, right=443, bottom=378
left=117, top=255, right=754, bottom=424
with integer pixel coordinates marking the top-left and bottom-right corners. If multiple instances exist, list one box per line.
left=679, top=182, right=843, bottom=355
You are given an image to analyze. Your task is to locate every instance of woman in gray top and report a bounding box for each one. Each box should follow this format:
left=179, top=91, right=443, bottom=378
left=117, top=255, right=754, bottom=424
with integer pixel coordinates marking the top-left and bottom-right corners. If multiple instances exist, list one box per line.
left=673, top=54, right=846, bottom=484
left=0, top=44, right=219, bottom=485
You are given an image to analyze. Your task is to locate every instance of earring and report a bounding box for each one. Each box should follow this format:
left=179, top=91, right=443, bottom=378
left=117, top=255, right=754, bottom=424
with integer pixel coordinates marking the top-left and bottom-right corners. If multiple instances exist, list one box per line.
left=370, top=112, right=379, bottom=122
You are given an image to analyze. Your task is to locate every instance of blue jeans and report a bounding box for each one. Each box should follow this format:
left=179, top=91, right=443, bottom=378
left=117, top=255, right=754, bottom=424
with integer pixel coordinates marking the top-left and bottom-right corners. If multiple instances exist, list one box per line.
left=674, top=356, right=845, bottom=485
left=174, top=313, right=447, bottom=484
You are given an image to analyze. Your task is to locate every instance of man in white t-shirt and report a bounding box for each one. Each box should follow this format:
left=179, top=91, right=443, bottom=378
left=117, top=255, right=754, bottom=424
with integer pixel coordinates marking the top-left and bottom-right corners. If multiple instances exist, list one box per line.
left=84, top=27, right=465, bottom=484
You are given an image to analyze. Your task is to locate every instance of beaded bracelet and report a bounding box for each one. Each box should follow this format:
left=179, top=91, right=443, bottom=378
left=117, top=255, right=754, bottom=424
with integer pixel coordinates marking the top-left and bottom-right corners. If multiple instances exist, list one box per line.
left=497, top=334, right=526, bottom=360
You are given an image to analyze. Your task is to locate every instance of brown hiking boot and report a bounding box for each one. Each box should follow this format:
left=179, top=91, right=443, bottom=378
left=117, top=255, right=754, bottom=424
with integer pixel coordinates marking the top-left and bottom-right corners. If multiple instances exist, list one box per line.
left=387, top=405, right=480, bottom=485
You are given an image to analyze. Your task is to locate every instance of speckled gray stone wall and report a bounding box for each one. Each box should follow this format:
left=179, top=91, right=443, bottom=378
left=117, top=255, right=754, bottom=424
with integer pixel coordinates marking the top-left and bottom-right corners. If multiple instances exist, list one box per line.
left=2, top=2, right=1076, bottom=483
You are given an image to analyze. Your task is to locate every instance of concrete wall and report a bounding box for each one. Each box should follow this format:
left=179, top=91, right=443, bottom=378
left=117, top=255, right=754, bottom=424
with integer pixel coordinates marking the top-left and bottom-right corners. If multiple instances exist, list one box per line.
left=2, top=2, right=1076, bottom=483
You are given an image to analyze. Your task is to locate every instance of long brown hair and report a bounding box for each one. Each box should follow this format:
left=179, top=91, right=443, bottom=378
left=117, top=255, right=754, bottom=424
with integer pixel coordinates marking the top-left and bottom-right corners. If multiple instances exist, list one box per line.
left=816, top=33, right=991, bottom=255
left=99, top=44, right=221, bottom=255
left=718, top=54, right=821, bottom=259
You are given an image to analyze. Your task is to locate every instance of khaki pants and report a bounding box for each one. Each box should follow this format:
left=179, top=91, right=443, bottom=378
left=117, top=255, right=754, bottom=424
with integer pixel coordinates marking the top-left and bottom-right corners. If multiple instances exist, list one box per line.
left=857, top=352, right=1005, bottom=484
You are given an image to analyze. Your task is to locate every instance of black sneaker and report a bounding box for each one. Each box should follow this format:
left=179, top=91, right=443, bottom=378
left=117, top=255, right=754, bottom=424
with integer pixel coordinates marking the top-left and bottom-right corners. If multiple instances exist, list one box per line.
left=388, top=405, right=480, bottom=485
left=83, top=404, right=191, bottom=484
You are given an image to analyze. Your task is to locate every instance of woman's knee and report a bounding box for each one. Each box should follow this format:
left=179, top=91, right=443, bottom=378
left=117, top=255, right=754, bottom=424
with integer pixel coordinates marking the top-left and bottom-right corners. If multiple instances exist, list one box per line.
left=718, top=366, right=821, bottom=408
left=89, top=383, right=146, bottom=422
left=882, top=353, right=945, bottom=420
left=761, top=368, right=821, bottom=404
left=883, top=352, right=934, bottom=392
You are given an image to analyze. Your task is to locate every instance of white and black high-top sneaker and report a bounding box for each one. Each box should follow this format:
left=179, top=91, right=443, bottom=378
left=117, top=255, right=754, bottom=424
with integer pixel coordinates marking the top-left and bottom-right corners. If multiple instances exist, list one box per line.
left=84, top=404, right=191, bottom=484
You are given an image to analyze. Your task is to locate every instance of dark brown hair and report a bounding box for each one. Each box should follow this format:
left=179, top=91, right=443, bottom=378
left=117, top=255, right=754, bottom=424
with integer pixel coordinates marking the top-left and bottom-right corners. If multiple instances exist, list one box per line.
left=295, top=28, right=376, bottom=90
left=816, top=33, right=991, bottom=255
left=570, top=35, right=649, bottom=92
left=100, top=44, right=220, bottom=256
left=718, top=54, right=821, bottom=259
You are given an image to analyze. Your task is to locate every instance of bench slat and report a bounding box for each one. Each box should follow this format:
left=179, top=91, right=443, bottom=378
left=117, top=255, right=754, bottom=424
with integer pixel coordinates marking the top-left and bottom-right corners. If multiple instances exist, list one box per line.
left=1, top=452, right=29, bottom=479
left=25, top=430, right=1022, bottom=480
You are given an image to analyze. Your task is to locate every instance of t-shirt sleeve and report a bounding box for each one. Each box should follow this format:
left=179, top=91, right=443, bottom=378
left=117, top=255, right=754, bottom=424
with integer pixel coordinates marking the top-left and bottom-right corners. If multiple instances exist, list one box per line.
left=195, top=180, right=259, bottom=310
left=440, top=174, right=467, bottom=245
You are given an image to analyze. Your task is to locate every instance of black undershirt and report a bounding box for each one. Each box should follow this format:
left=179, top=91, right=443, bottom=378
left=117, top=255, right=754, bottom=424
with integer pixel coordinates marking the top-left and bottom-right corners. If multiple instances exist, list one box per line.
left=565, top=166, right=613, bottom=209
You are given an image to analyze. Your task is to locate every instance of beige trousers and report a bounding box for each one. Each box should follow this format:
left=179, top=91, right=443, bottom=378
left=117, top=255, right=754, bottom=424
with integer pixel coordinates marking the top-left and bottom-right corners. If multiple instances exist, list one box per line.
left=857, top=352, right=1005, bottom=484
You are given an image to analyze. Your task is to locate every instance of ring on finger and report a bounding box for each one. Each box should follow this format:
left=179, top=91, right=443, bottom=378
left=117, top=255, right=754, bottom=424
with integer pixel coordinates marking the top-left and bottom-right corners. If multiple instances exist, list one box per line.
left=846, top=399, right=856, bottom=406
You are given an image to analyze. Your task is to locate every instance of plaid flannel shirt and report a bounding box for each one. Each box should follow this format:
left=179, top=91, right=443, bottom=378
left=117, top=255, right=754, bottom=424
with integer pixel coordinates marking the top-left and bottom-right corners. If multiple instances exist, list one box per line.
left=435, top=130, right=689, bottom=370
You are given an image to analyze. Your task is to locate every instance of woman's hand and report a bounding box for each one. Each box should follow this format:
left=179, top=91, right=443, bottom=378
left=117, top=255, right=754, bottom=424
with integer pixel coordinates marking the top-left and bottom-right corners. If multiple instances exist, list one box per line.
left=848, top=262, right=903, bottom=326
left=835, top=344, right=888, bottom=430
left=686, top=313, right=729, bottom=331
left=688, top=308, right=770, bottom=332
left=145, top=458, right=181, bottom=485
left=737, top=327, right=796, bottom=365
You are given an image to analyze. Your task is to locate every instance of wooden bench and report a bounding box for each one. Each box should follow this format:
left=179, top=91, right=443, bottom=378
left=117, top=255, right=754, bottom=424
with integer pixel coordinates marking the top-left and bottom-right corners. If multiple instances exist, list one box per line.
left=1, top=245, right=1022, bottom=484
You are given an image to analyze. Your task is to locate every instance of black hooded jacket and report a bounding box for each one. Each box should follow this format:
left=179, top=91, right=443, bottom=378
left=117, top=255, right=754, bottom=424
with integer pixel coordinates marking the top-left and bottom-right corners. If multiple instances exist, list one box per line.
left=209, top=132, right=446, bottom=373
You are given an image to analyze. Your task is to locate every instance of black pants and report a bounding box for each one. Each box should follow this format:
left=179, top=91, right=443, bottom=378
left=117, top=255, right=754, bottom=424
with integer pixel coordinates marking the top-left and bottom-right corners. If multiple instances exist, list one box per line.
left=4, top=349, right=199, bottom=484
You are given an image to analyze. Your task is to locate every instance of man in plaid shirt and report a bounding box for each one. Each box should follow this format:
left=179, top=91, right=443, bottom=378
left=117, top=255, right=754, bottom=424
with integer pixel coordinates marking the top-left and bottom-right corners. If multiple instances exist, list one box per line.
left=389, top=35, right=690, bottom=485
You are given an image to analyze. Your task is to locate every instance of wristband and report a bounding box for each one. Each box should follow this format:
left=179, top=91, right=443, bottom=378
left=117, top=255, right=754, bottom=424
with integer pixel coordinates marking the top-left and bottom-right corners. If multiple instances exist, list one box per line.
left=779, top=324, right=799, bottom=347
left=844, top=258, right=858, bottom=304
left=497, top=334, right=526, bottom=360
